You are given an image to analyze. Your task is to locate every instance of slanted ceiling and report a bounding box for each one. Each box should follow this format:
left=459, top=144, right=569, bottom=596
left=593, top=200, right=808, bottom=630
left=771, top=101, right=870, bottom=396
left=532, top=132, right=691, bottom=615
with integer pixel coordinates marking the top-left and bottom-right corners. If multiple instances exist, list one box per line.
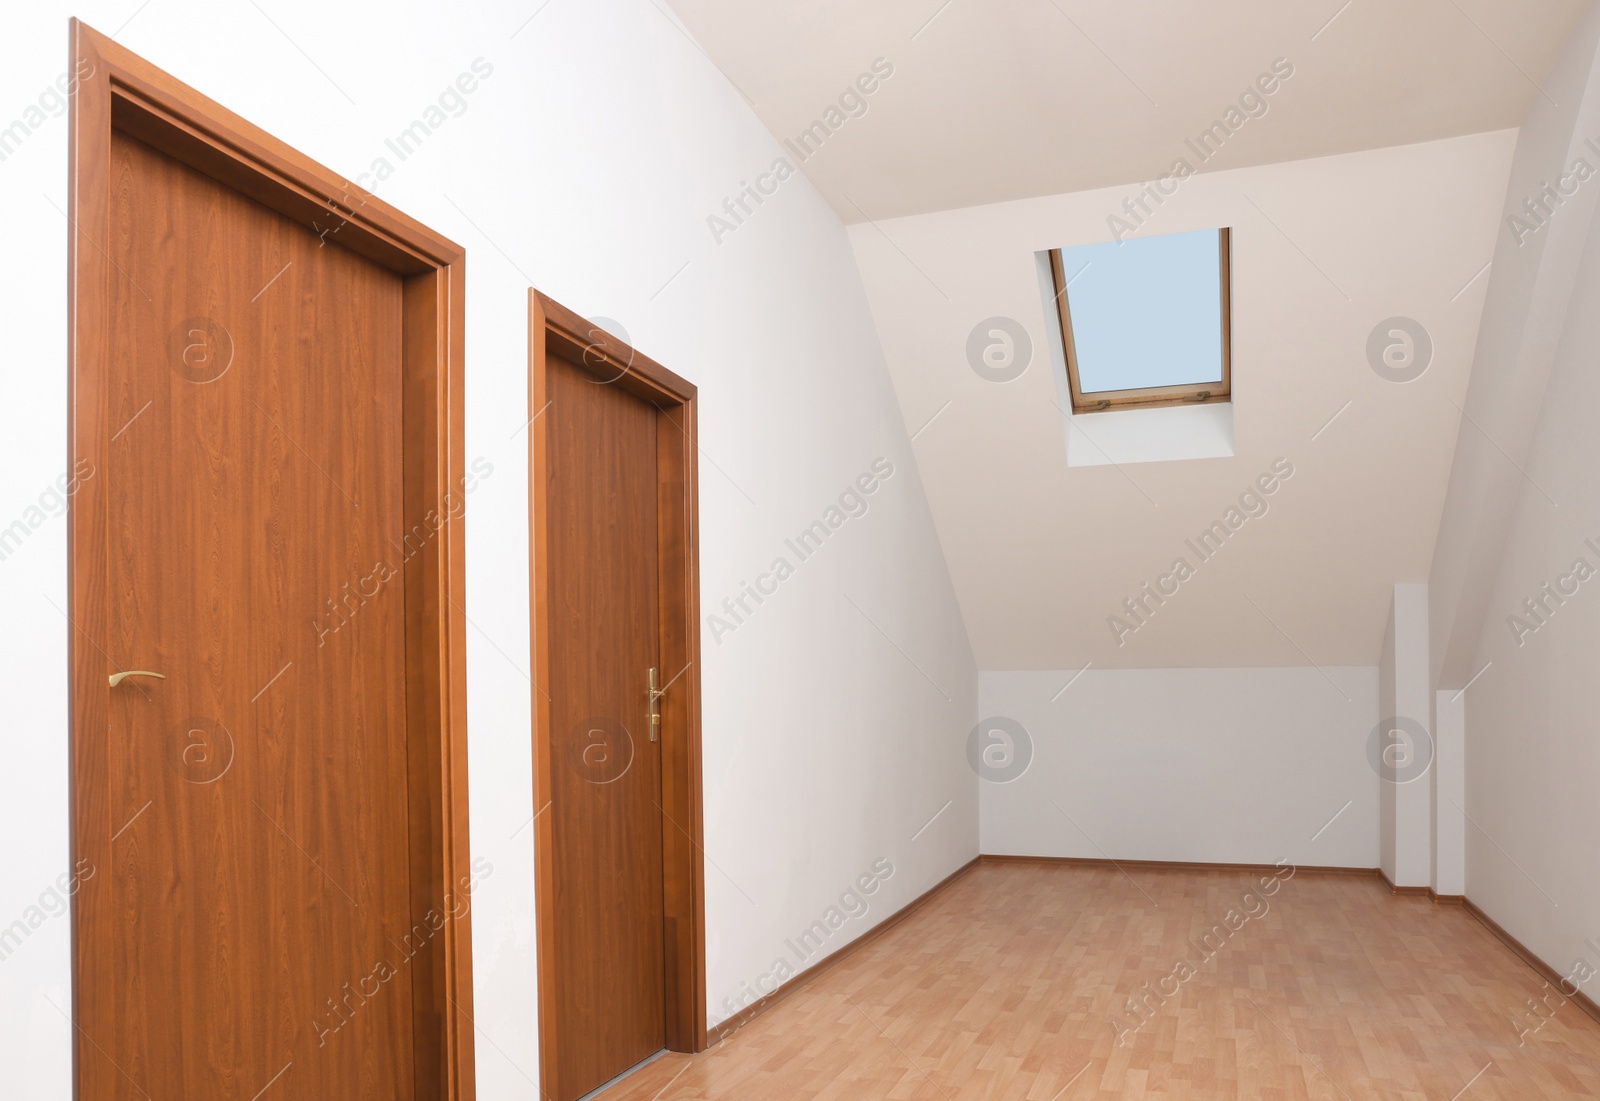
left=665, top=0, right=1582, bottom=221
left=664, top=0, right=1578, bottom=668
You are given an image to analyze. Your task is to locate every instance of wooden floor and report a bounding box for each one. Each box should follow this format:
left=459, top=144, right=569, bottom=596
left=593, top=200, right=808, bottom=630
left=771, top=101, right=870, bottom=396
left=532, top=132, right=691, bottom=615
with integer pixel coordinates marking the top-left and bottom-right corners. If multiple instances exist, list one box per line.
left=598, top=861, right=1600, bottom=1100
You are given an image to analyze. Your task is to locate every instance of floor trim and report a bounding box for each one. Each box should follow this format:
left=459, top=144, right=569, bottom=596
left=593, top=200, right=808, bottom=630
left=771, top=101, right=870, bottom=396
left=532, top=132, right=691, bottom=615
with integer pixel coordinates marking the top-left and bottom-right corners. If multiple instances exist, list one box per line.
left=1463, top=898, right=1600, bottom=1028
left=708, top=856, right=981, bottom=1046
left=1375, top=868, right=1458, bottom=898
left=980, top=854, right=1380, bottom=877
left=574, top=1049, right=667, bottom=1101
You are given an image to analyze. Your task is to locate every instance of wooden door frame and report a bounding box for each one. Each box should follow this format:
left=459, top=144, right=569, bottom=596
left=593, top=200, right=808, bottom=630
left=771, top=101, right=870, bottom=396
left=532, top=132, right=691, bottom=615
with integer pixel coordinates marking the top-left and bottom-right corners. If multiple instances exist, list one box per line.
left=67, top=20, right=476, bottom=1100
left=528, top=290, right=708, bottom=1094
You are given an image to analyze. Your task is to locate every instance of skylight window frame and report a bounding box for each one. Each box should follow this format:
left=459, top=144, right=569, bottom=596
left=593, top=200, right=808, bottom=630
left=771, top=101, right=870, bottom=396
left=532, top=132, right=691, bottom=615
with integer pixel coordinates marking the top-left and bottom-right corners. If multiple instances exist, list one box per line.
left=1049, top=228, right=1233, bottom=414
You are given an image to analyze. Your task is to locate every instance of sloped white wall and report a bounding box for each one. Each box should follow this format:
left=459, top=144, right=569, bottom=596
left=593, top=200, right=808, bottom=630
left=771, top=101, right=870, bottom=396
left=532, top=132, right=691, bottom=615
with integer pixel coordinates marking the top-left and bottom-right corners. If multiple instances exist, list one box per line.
left=1427, top=0, right=1600, bottom=1000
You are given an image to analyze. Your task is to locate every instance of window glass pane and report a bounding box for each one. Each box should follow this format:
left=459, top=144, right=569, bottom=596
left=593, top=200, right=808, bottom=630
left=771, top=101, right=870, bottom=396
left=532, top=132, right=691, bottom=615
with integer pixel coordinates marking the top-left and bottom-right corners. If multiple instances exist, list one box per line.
left=1059, top=228, right=1224, bottom=394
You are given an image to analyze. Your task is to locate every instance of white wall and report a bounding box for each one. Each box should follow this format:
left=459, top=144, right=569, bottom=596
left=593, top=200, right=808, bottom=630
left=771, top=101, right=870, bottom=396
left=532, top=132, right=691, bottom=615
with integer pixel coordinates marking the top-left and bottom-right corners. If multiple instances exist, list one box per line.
left=1380, top=580, right=1465, bottom=895
left=1453, top=215, right=1600, bottom=990
left=1429, top=2, right=1600, bottom=688
left=979, top=668, right=1378, bottom=869
left=1378, top=599, right=1398, bottom=882
left=1425, top=0, right=1600, bottom=997
left=0, top=3, right=976, bottom=1096
left=1381, top=583, right=1433, bottom=887
left=1432, top=689, right=1466, bottom=897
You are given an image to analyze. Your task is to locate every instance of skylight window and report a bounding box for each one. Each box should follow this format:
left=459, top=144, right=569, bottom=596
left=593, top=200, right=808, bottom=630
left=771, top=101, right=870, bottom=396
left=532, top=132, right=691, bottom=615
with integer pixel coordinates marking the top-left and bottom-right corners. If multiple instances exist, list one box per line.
left=1050, top=228, right=1232, bottom=413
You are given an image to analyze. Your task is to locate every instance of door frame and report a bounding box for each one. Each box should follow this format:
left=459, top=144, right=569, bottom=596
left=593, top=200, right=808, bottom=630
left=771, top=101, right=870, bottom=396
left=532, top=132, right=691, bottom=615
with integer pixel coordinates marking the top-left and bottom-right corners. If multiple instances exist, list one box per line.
left=67, top=20, right=476, bottom=1100
left=527, top=290, right=708, bottom=1094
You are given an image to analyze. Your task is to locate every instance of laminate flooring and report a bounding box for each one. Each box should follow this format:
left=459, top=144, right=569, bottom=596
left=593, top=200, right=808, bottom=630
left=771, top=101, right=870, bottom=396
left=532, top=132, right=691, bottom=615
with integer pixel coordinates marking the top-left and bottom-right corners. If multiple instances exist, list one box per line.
left=598, top=861, right=1600, bottom=1100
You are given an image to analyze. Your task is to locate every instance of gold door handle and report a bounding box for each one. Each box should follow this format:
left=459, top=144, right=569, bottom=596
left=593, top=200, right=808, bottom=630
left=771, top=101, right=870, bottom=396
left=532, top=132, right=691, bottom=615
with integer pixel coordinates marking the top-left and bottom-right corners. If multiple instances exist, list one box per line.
left=109, top=670, right=166, bottom=688
left=648, top=667, right=664, bottom=742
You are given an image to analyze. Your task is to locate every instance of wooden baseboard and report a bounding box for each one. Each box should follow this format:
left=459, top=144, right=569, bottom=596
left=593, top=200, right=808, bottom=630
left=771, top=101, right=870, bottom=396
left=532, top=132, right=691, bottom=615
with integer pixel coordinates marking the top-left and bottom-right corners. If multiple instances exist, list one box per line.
left=1463, top=898, right=1600, bottom=1028
left=978, top=853, right=1380, bottom=877
left=1375, top=869, right=1446, bottom=897
left=707, top=856, right=981, bottom=1046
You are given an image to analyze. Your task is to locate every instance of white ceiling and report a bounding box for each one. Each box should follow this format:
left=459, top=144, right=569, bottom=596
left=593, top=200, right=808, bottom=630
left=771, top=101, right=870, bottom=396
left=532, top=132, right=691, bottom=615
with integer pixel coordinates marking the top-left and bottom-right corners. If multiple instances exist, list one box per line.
left=666, top=0, right=1584, bottom=221
left=848, top=132, right=1513, bottom=669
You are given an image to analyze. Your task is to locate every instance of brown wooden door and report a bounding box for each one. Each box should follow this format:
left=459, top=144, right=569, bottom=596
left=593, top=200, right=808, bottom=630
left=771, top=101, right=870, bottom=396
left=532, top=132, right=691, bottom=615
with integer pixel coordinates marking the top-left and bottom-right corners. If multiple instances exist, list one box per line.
left=85, top=130, right=417, bottom=1099
left=544, top=348, right=668, bottom=1099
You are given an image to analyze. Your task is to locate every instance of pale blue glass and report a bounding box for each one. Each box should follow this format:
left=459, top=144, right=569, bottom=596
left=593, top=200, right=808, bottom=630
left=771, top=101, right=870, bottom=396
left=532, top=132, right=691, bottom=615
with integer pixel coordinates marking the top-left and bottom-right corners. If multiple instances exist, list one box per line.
left=1058, top=229, right=1224, bottom=394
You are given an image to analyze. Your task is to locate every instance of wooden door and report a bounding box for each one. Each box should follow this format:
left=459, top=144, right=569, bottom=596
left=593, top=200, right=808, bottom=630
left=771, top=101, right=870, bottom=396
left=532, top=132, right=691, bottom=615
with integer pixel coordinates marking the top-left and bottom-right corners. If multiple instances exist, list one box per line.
left=70, top=23, right=475, bottom=1101
left=529, top=293, right=707, bottom=1100
left=544, top=348, right=668, bottom=1098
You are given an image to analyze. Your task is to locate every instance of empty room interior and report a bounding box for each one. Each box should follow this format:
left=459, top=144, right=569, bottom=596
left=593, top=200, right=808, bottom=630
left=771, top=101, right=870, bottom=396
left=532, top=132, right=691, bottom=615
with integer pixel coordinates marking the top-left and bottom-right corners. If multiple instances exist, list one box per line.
left=7, top=1, right=1600, bottom=1098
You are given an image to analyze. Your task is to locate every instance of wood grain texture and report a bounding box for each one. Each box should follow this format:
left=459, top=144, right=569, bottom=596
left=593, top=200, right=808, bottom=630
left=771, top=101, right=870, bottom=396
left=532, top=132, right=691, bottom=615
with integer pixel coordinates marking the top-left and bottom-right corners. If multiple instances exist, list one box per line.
left=549, top=346, right=667, bottom=1098
left=656, top=396, right=705, bottom=1055
left=596, top=862, right=1600, bottom=1100
left=1465, top=899, right=1600, bottom=1029
left=100, top=130, right=412, bottom=1099
left=708, top=859, right=982, bottom=1046
left=529, top=291, right=706, bottom=1098
left=70, top=20, right=475, bottom=1100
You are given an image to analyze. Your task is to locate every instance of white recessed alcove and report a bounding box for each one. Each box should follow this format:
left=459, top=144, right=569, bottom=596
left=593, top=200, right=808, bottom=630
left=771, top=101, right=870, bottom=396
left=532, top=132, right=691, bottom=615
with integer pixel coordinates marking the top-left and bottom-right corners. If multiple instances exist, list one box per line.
left=1034, top=250, right=1238, bottom=467
left=1063, top=401, right=1235, bottom=467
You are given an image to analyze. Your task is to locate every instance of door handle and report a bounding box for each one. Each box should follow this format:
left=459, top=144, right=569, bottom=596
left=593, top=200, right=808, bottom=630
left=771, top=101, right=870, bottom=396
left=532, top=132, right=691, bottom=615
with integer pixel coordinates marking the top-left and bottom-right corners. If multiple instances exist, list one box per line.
left=109, top=670, right=166, bottom=688
left=648, top=667, right=664, bottom=742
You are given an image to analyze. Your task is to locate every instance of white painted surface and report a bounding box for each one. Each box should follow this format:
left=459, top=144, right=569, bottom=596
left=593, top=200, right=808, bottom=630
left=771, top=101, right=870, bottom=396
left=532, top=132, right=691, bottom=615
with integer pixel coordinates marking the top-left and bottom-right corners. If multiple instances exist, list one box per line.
left=1432, top=689, right=1466, bottom=897
left=1429, top=4, right=1600, bottom=688
left=1065, top=404, right=1236, bottom=469
left=1427, top=0, right=1600, bottom=1001
left=978, top=668, right=1378, bottom=869
left=852, top=134, right=1510, bottom=670
left=1378, top=596, right=1398, bottom=884
left=1388, top=583, right=1433, bottom=888
left=664, top=0, right=1584, bottom=220
left=0, top=4, right=976, bottom=1096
